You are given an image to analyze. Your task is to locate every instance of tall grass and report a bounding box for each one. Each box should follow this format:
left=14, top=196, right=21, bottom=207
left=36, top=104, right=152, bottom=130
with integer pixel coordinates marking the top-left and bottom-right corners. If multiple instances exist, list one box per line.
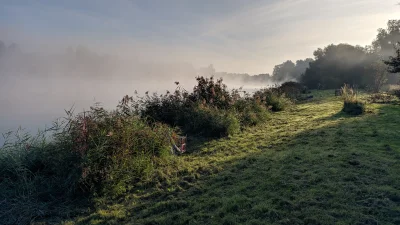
left=341, top=84, right=366, bottom=115
left=0, top=127, right=82, bottom=225
left=0, top=105, right=176, bottom=224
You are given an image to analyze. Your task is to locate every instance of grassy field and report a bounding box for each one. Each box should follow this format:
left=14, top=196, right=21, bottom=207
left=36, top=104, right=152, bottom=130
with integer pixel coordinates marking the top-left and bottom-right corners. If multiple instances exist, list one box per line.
left=58, top=90, right=400, bottom=225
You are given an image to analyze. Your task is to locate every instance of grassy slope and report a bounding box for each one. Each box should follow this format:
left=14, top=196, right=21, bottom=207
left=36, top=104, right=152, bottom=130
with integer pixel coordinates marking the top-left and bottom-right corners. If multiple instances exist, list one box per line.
left=65, top=90, right=400, bottom=225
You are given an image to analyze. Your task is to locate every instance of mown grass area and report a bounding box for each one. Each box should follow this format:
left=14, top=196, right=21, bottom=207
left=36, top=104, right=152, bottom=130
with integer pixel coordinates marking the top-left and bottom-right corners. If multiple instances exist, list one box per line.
left=55, top=90, right=399, bottom=224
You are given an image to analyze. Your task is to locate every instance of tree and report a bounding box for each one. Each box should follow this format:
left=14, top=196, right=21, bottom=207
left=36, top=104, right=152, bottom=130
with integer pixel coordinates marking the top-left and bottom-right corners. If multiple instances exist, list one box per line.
left=272, top=59, right=313, bottom=82
left=372, top=20, right=400, bottom=58
left=292, top=58, right=314, bottom=79
left=369, top=61, right=388, bottom=92
left=272, top=60, right=296, bottom=82
left=384, top=42, right=400, bottom=73
left=301, top=44, right=377, bottom=89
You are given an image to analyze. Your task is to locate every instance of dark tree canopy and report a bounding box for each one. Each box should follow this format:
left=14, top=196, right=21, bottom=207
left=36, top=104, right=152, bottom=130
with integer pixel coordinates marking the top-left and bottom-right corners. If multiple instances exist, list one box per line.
left=373, top=20, right=400, bottom=84
left=384, top=43, right=400, bottom=73
left=293, top=58, right=314, bottom=78
left=301, top=44, right=378, bottom=89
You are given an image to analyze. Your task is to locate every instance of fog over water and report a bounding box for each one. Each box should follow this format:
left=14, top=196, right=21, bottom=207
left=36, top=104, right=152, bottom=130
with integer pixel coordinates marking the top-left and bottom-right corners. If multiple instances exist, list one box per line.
left=0, top=46, right=271, bottom=145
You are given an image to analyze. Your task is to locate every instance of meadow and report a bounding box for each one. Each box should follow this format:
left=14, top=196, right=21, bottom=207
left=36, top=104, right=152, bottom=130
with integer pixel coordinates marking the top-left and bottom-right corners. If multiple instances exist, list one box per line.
left=56, top=90, right=400, bottom=225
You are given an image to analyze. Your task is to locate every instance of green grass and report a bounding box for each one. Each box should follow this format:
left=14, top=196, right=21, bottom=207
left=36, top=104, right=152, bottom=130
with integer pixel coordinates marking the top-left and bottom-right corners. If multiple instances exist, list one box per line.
left=53, top=90, right=400, bottom=224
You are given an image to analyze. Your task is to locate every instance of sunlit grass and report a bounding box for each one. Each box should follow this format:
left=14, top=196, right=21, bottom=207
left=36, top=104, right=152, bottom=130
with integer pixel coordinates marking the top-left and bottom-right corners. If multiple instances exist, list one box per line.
left=57, top=90, right=400, bottom=225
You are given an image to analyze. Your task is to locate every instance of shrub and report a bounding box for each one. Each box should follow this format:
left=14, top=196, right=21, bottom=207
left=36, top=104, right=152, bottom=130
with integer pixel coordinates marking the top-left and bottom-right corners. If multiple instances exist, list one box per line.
left=63, top=105, right=173, bottom=196
left=253, top=88, right=292, bottom=112
left=180, top=105, right=240, bottom=137
left=188, top=76, right=238, bottom=109
left=135, top=89, right=187, bottom=126
left=131, top=76, right=275, bottom=137
left=125, top=76, right=296, bottom=137
left=342, top=101, right=366, bottom=115
left=341, top=84, right=366, bottom=115
left=279, top=81, right=308, bottom=100
left=233, top=99, right=270, bottom=127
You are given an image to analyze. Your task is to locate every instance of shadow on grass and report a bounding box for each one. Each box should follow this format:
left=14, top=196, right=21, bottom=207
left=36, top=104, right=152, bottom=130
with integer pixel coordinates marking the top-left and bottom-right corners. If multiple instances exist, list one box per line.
left=69, top=103, right=400, bottom=225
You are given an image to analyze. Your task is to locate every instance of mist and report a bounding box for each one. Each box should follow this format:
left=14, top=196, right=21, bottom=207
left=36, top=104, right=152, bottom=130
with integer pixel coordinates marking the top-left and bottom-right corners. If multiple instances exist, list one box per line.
left=0, top=42, right=276, bottom=145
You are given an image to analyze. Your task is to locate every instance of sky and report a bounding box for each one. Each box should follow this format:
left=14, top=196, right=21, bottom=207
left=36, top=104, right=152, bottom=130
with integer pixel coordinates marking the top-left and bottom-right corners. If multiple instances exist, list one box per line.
left=1, top=0, right=400, bottom=74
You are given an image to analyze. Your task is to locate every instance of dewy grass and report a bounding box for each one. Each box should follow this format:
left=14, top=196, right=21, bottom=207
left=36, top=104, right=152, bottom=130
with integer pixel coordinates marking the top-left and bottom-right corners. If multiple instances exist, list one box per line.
left=54, top=90, right=400, bottom=225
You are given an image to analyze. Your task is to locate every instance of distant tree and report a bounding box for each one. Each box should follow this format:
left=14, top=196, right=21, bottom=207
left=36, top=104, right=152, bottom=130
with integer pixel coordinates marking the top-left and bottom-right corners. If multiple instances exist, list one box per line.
left=384, top=42, right=400, bottom=73
left=272, top=60, right=296, bottom=82
left=301, top=44, right=377, bottom=89
left=369, top=61, right=389, bottom=92
left=272, top=59, right=313, bottom=82
left=216, top=71, right=272, bottom=85
left=372, top=20, right=400, bottom=57
left=292, top=58, right=314, bottom=79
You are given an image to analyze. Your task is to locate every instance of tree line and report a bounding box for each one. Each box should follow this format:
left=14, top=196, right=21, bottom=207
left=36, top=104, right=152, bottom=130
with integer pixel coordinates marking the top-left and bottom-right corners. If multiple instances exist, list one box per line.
left=205, top=19, right=400, bottom=91
left=300, top=20, right=400, bottom=91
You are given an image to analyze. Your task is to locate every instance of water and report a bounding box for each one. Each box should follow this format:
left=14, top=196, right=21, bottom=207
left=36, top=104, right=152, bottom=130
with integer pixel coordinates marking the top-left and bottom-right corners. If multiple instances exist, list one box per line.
left=0, top=74, right=266, bottom=146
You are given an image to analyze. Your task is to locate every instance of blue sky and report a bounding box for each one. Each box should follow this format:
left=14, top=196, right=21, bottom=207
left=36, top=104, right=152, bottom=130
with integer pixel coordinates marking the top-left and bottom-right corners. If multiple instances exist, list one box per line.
left=1, top=0, right=400, bottom=74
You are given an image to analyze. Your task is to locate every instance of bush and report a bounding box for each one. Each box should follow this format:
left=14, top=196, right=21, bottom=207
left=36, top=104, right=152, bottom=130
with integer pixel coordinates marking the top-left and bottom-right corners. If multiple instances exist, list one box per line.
left=131, top=76, right=279, bottom=138
left=342, top=101, right=366, bottom=115
left=233, top=99, right=270, bottom=127
left=253, top=88, right=292, bottom=112
left=62, top=105, right=174, bottom=196
left=180, top=106, right=240, bottom=137
left=279, top=81, right=309, bottom=100
left=341, top=84, right=366, bottom=115
left=189, top=76, right=238, bottom=109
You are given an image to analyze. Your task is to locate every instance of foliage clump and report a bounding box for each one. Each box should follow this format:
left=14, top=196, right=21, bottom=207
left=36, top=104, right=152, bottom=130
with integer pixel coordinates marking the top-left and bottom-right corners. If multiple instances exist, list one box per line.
left=64, top=105, right=174, bottom=196
left=131, top=76, right=292, bottom=137
left=279, top=81, right=310, bottom=100
left=0, top=103, right=177, bottom=224
left=253, top=88, right=292, bottom=112
left=341, top=84, right=366, bottom=115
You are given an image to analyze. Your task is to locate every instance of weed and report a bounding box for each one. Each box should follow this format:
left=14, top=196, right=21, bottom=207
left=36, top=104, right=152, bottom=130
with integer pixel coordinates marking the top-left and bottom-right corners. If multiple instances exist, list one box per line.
left=341, top=84, right=366, bottom=115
